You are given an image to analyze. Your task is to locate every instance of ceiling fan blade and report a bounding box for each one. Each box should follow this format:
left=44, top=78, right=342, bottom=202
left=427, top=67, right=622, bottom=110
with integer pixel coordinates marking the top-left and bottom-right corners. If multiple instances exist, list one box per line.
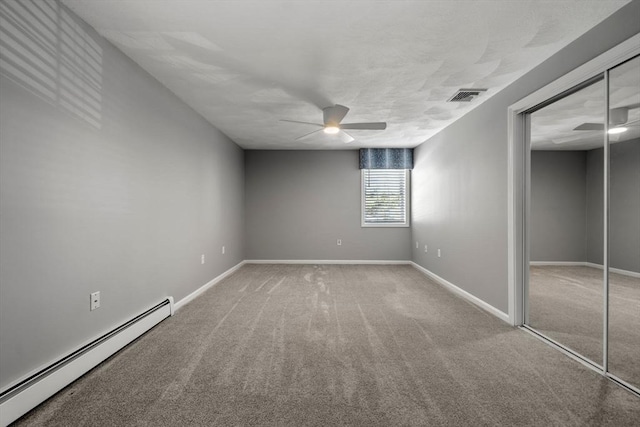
left=295, top=129, right=323, bottom=141
left=340, top=122, right=387, bottom=130
left=337, top=130, right=355, bottom=143
left=323, top=104, right=350, bottom=125
left=574, top=123, right=604, bottom=131
left=552, top=132, right=598, bottom=144
left=280, top=119, right=323, bottom=127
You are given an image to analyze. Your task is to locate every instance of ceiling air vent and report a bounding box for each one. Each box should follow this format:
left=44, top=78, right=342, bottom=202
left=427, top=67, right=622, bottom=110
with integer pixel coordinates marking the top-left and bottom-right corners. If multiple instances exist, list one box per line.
left=447, top=88, right=488, bottom=102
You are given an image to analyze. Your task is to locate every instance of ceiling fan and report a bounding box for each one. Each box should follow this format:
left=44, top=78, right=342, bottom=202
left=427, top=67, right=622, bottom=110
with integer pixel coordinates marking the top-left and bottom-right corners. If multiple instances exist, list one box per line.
left=281, top=104, right=387, bottom=143
left=552, top=104, right=640, bottom=145
left=573, top=105, right=640, bottom=133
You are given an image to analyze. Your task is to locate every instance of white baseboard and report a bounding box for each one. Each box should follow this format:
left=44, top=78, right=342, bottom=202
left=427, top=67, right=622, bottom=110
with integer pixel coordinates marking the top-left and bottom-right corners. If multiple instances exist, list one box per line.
left=611, top=267, right=640, bottom=279
left=244, top=259, right=412, bottom=265
left=173, top=261, right=246, bottom=312
left=531, top=261, right=640, bottom=278
left=0, top=261, right=247, bottom=426
left=584, top=262, right=640, bottom=279
left=529, top=261, right=585, bottom=266
left=411, top=262, right=510, bottom=324
left=0, top=299, right=172, bottom=427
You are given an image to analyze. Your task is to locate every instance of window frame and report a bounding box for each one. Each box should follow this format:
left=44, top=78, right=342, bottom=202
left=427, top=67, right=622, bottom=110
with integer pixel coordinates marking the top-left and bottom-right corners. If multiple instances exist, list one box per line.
left=361, top=169, right=410, bottom=228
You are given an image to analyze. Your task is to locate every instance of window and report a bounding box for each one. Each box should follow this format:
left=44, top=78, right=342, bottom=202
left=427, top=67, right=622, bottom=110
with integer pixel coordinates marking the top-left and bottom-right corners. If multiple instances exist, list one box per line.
left=361, top=169, right=410, bottom=227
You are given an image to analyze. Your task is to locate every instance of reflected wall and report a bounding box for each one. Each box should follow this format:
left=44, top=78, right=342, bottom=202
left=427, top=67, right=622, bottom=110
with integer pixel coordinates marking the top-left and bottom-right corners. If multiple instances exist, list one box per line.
left=527, top=53, right=640, bottom=393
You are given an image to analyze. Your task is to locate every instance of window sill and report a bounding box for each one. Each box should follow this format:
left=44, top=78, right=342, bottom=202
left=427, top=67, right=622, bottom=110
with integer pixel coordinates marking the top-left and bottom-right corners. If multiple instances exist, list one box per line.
left=361, top=223, right=410, bottom=228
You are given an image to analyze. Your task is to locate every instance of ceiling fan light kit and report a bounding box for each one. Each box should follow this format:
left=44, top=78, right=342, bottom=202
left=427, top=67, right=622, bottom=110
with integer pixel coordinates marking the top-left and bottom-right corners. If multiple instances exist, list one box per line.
left=571, top=104, right=640, bottom=137
left=282, top=104, right=387, bottom=143
left=608, top=126, right=627, bottom=134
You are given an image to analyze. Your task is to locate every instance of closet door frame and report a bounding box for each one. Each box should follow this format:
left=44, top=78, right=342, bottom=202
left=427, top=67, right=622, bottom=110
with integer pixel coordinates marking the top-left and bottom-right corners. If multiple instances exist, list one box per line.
left=507, top=33, right=640, bottom=395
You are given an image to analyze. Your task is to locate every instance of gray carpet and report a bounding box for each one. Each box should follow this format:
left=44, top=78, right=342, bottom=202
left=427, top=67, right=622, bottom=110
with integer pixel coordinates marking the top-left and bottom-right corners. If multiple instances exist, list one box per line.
left=14, top=264, right=640, bottom=426
left=529, top=265, right=640, bottom=387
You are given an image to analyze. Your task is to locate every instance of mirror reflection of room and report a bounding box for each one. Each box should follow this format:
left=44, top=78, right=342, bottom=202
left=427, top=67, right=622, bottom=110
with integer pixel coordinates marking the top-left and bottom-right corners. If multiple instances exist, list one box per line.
left=607, top=55, right=640, bottom=389
left=527, top=54, right=640, bottom=391
left=528, top=78, right=605, bottom=366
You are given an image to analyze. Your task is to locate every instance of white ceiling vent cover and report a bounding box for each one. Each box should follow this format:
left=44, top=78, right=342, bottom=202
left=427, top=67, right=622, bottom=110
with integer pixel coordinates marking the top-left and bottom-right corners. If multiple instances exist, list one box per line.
left=447, top=88, right=488, bottom=102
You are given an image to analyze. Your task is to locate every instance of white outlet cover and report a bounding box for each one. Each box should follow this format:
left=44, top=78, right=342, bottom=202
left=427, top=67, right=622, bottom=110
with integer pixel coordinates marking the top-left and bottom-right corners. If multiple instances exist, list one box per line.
left=90, top=291, right=100, bottom=311
left=222, top=246, right=225, bottom=254
left=416, top=241, right=419, bottom=249
left=201, top=254, right=205, bottom=264
left=424, top=245, right=428, bottom=253
left=438, top=249, right=441, bottom=257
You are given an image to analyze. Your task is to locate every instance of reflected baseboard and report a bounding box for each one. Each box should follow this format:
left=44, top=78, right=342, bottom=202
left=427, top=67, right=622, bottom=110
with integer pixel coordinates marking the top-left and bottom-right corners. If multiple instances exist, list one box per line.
left=530, top=261, right=640, bottom=278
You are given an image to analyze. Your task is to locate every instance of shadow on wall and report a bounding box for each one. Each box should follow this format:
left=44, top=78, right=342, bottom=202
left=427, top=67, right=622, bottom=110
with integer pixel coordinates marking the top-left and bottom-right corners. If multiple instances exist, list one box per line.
left=0, top=0, right=102, bottom=128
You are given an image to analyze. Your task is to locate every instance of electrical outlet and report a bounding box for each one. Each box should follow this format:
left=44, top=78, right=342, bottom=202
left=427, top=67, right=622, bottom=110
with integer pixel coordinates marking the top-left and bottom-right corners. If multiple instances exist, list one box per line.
left=222, top=246, right=225, bottom=255
left=337, top=239, right=342, bottom=246
left=437, top=249, right=441, bottom=258
left=201, top=254, right=205, bottom=264
left=416, top=241, right=419, bottom=249
left=90, top=291, right=100, bottom=311
left=424, top=245, right=428, bottom=253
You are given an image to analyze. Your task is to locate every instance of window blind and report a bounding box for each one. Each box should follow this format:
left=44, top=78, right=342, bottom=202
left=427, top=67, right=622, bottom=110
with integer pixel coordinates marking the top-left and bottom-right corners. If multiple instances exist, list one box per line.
left=363, top=169, right=408, bottom=225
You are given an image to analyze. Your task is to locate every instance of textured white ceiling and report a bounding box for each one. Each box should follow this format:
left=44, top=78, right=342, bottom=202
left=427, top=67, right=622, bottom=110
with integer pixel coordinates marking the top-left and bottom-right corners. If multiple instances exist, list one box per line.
left=62, top=0, right=630, bottom=150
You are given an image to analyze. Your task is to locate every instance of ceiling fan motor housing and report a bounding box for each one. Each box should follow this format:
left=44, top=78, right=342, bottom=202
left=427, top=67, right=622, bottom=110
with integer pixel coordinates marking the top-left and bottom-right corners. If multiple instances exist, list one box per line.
left=610, top=107, right=628, bottom=125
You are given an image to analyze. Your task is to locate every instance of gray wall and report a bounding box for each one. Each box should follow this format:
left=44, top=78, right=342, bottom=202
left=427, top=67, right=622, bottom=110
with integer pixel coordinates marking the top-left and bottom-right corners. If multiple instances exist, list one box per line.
left=587, top=140, right=640, bottom=272
left=411, top=1, right=640, bottom=313
left=245, top=150, right=411, bottom=260
left=529, top=141, right=639, bottom=273
left=0, top=1, right=244, bottom=390
left=610, top=140, right=640, bottom=273
left=586, top=147, right=605, bottom=265
left=530, top=151, right=587, bottom=262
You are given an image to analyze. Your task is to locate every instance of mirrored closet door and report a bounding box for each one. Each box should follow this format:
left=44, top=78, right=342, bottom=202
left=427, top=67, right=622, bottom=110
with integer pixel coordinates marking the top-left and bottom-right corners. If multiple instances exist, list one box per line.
left=527, top=77, right=605, bottom=367
left=607, top=55, right=640, bottom=389
left=525, top=54, right=639, bottom=394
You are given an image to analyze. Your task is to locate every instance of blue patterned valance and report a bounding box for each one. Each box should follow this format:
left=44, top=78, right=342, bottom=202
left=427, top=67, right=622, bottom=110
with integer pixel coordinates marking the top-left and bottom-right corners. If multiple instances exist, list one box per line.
left=359, top=148, right=413, bottom=169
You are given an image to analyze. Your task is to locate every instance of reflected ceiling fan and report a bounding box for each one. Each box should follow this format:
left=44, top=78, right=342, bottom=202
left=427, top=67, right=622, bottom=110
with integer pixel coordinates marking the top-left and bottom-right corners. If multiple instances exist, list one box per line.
left=573, top=104, right=640, bottom=133
left=281, top=104, right=386, bottom=143
left=553, top=104, right=640, bottom=145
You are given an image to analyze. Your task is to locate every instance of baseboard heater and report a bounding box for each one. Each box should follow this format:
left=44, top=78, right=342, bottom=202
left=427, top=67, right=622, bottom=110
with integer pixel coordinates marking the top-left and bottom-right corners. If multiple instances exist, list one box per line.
left=0, top=297, right=174, bottom=426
